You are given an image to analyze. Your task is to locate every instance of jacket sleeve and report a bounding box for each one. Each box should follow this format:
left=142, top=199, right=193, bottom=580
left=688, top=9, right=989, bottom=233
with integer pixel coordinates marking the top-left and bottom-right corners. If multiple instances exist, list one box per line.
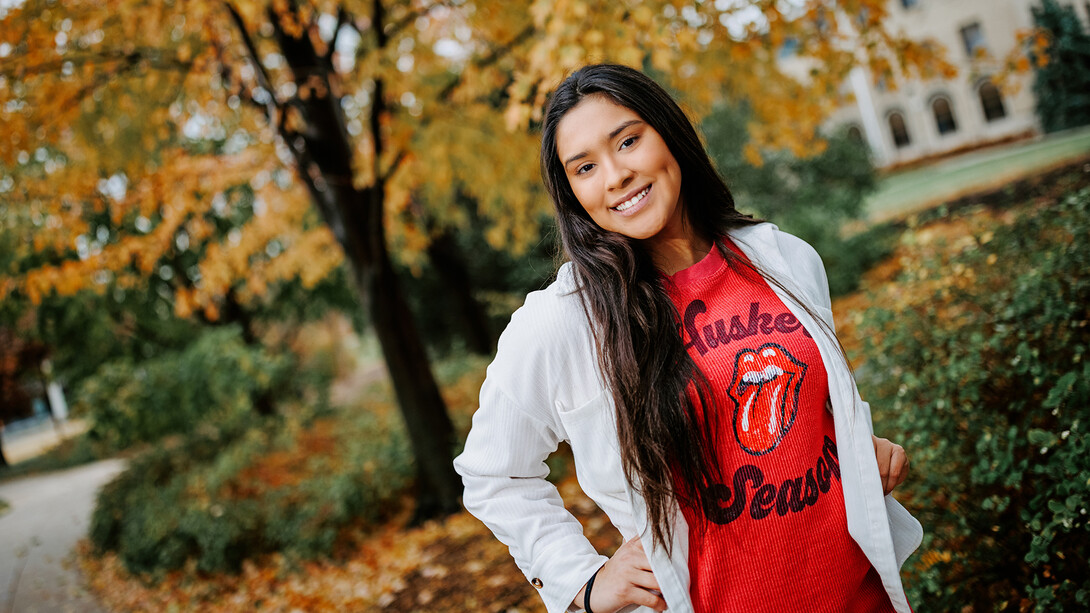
left=453, top=291, right=608, bottom=613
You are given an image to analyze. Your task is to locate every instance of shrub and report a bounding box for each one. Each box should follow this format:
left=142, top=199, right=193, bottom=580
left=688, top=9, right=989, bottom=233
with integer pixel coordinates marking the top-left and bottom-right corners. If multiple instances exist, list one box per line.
left=74, top=326, right=289, bottom=450
left=858, top=187, right=1090, bottom=610
left=90, top=407, right=414, bottom=575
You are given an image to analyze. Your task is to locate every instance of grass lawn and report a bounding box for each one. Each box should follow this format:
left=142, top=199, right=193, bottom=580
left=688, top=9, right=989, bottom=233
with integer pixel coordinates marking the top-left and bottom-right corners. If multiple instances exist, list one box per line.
left=865, top=125, right=1090, bottom=222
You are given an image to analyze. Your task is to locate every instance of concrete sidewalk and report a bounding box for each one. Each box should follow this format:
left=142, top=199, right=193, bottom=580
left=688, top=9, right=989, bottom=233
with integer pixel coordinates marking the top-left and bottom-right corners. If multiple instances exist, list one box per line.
left=0, top=459, right=126, bottom=613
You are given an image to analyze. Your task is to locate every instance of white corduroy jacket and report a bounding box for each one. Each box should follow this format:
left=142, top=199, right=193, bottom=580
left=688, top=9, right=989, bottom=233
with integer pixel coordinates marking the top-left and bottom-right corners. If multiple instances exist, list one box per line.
left=453, top=223, right=923, bottom=613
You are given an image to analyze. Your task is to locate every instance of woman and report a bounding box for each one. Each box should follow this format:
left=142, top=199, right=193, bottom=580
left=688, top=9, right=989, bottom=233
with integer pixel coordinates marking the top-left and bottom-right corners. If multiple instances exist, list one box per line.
left=454, top=64, right=921, bottom=613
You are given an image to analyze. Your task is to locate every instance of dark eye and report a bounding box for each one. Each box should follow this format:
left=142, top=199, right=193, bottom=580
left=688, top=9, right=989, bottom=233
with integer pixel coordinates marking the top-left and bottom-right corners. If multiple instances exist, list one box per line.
left=576, top=163, right=595, bottom=175
left=620, top=135, right=639, bottom=149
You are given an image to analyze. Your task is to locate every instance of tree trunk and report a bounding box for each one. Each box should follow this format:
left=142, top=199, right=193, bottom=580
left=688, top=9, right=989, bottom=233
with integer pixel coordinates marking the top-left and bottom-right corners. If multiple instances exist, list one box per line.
left=365, top=247, right=463, bottom=520
left=256, top=0, right=463, bottom=521
left=426, top=230, right=495, bottom=355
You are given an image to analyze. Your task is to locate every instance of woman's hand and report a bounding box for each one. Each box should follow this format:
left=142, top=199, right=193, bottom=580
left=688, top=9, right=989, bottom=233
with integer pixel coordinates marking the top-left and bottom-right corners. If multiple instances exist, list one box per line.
left=574, top=538, right=667, bottom=613
left=872, top=434, right=909, bottom=495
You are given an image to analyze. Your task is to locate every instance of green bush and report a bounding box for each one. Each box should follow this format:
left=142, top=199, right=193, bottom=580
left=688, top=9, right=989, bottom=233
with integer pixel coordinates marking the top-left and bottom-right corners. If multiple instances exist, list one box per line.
left=90, top=407, right=414, bottom=575
left=74, top=326, right=289, bottom=450
left=858, top=188, right=1090, bottom=610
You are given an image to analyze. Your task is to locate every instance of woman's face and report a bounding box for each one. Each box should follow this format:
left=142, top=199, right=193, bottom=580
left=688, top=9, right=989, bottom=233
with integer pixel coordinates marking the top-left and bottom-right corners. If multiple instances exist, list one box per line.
left=555, top=94, right=685, bottom=246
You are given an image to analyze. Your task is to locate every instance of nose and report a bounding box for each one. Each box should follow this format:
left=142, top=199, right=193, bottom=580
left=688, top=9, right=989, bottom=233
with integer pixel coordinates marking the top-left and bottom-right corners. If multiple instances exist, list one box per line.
left=604, top=157, right=635, bottom=192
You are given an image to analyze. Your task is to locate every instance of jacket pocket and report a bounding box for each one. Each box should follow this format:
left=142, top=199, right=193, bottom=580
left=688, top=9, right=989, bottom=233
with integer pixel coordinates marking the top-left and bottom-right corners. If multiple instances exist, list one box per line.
left=557, top=390, right=627, bottom=500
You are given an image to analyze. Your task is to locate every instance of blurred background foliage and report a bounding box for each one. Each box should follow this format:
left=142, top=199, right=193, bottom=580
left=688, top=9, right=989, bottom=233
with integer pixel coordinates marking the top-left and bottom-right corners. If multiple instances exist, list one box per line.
left=89, top=393, right=415, bottom=576
left=75, top=326, right=290, bottom=450
left=0, top=0, right=1088, bottom=610
left=1031, top=0, right=1090, bottom=132
left=702, top=100, right=889, bottom=296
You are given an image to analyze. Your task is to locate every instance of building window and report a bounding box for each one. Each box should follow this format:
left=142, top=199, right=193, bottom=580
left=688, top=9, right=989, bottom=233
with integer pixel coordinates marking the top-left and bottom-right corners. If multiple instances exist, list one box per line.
left=931, top=96, right=958, bottom=134
left=960, top=23, right=986, bottom=57
left=846, top=125, right=864, bottom=143
left=888, top=112, right=911, bottom=148
left=979, top=82, right=1007, bottom=122
left=901, top=0, right=919, bottom=8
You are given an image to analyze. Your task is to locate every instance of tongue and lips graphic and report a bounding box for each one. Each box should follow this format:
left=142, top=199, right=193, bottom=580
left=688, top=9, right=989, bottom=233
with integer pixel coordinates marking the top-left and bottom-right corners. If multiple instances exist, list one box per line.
left=728, top=343, right=807, bottom=456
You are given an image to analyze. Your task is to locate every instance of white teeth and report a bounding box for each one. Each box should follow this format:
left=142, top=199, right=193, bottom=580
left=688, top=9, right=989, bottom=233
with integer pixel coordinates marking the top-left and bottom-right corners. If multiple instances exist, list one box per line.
left=741, top=365, right=784, bottom=384
left=614, top=186, right=649, bottom=211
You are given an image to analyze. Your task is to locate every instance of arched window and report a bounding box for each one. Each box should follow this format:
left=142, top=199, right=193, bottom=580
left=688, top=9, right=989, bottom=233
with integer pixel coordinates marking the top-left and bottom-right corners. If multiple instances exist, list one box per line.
left=931, top=96, right=958, bottom=134
left=979, top=82, right=1007, bottom=122
left=888, top=112, right=910, bottom=148
left=846, top=124, right=864, bottom=143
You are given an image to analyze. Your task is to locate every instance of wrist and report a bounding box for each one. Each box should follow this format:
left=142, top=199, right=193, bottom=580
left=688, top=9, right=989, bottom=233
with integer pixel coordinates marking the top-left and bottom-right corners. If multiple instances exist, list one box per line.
left=583, top=564, right=603, bottom=613
left=569, top=586, right=586, bottom=611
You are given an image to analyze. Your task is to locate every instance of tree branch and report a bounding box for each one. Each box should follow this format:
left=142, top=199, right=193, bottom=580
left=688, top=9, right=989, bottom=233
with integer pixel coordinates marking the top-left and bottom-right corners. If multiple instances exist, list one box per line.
left=370, top=78, right=385, bottom=181
left=372, top=0, right=388, bottom=49
left=223, top=1, right=280, bottom=124
left=382, top=0, right=455, bottom=40
left=2, top=49, right=193, bottom=79
left=324, top=5, right=350, bottom=65
left=382, top=149, right=408, bottom=182
left=437, top=23, right=535, bottom=101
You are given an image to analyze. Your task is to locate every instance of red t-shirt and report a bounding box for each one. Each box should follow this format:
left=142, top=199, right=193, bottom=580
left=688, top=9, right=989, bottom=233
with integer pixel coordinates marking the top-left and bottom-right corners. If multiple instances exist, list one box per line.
left=663, top=240, right=892, bottom=613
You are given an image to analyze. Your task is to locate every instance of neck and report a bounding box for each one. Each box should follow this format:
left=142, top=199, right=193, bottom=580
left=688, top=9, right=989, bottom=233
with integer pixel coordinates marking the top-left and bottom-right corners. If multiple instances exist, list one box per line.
left=645, top=233, right=713, bottom=276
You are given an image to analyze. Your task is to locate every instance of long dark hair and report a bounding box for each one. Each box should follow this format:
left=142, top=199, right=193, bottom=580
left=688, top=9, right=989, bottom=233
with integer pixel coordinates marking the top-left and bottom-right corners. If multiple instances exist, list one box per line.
left=540, top=64, right=843, bottom=553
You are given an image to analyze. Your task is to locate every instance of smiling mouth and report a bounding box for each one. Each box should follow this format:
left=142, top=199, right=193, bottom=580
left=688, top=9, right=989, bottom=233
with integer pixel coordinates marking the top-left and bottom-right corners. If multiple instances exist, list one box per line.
left=613, top=185, right=650, bottom=212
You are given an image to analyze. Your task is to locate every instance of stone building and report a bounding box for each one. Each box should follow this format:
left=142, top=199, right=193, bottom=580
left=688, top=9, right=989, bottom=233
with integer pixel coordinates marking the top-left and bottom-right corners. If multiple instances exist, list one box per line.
left=822, top=0, right=1090, bottom=167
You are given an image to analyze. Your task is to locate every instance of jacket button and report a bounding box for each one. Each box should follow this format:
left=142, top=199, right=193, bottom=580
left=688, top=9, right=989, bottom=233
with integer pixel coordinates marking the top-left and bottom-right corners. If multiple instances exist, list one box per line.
left=531, top=578, right=543, bottom=588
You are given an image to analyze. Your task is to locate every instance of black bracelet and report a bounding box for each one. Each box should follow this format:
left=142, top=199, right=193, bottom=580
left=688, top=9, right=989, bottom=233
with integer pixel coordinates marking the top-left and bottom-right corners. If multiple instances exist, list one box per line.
left=584, top=565, right=603, bottom=613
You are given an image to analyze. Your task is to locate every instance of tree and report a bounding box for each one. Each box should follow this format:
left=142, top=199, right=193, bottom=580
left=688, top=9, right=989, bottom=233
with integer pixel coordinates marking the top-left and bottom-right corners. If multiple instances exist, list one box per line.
left=1031, top=0, right=1090, bottom=132
left=0, top=0, right=956, bottom=519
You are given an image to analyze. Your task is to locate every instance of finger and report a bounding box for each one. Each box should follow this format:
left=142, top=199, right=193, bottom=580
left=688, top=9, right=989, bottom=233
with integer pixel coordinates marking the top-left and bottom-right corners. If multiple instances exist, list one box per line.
left=628, top=568, right=661, bottom=592
left=883, top=449, right=906, bottom=495
left=874, top=448, right=891, bottom=494
left=876, top=446, right=891, bottom=486
left=889, top=446, right=908, bottom=488
left=624, top=586, right=668, bottom=612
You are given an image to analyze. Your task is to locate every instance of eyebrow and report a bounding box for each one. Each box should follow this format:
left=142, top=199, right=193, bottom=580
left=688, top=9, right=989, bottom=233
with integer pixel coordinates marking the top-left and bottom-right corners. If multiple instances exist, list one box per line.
left=562, top=119, right=645, bottom=167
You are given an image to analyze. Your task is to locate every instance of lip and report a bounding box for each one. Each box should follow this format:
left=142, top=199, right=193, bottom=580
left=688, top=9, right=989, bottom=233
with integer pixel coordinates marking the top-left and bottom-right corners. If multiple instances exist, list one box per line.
left=611, top=183, right=652, bottom=215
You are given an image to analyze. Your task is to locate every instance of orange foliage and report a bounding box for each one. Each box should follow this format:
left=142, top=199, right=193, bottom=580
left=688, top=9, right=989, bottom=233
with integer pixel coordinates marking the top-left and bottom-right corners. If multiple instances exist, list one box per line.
left=1, top=0, right=958, bottom=317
